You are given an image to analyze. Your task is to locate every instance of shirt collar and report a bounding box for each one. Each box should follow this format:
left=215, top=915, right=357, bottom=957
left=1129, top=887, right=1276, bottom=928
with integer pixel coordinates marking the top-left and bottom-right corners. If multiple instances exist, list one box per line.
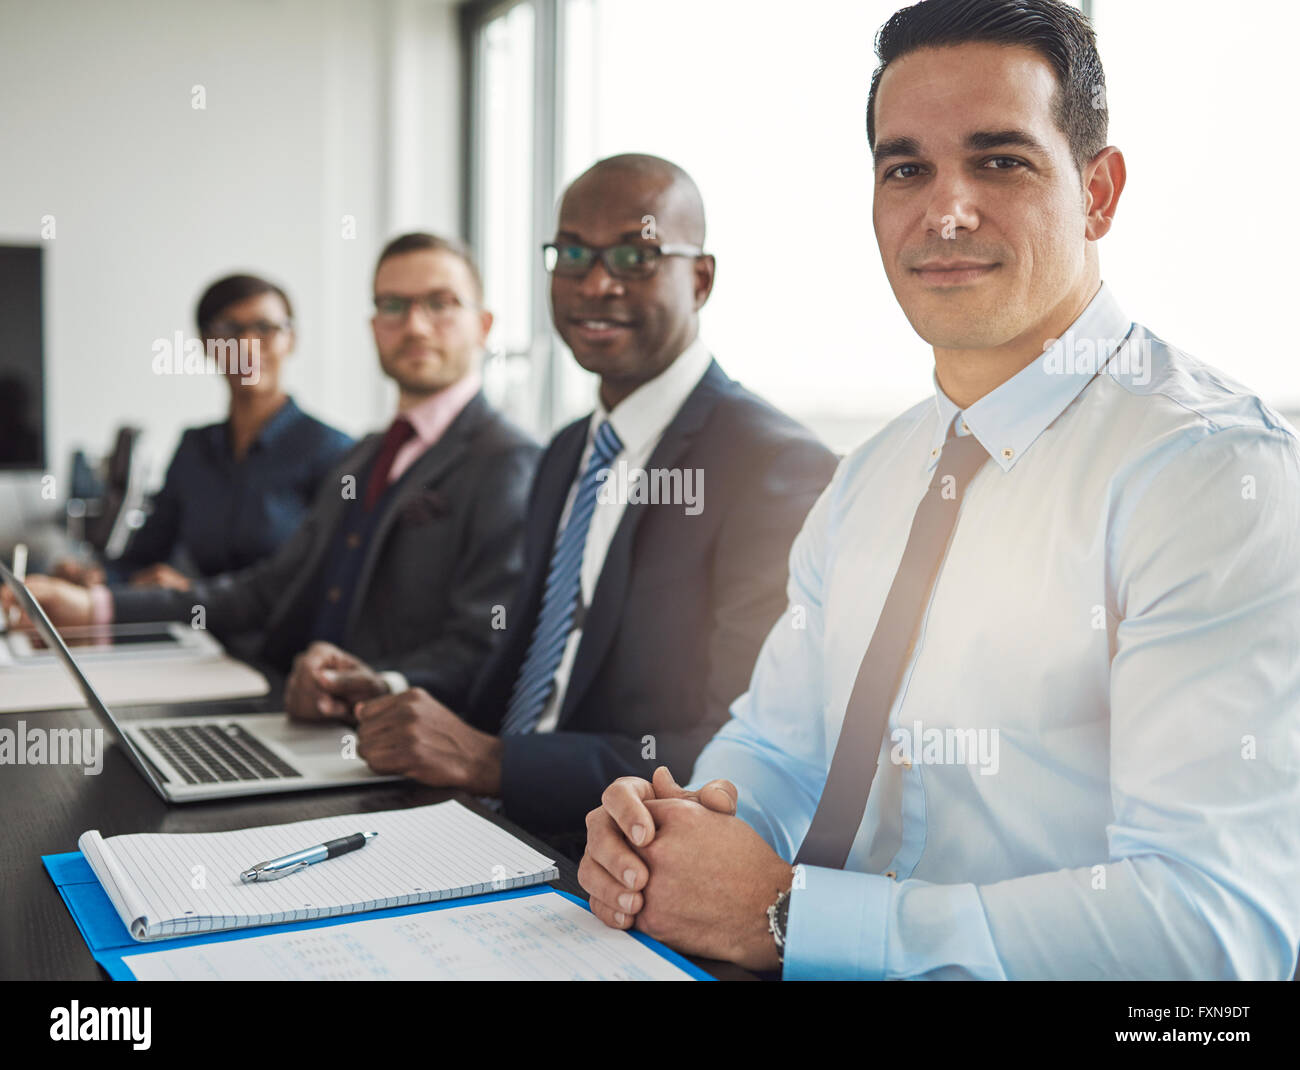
left=591, top=336, right=714, bottom=456
left=927, top=281, right=1135, bottom=473
left=221, top=395, right=302, bottom=456
left=252, top=395, right=302, bottom=448
left=401, top=369, right=483, bottom=446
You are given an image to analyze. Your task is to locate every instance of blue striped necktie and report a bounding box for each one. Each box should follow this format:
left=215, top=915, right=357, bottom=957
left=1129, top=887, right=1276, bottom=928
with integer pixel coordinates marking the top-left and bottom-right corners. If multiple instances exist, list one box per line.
left=501, top=418, right=624, bottom=735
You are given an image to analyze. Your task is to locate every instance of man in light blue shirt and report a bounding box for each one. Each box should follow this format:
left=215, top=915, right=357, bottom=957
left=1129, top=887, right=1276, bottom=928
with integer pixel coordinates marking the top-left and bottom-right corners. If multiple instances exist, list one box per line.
left=576, top=0, right=1300, bottom=980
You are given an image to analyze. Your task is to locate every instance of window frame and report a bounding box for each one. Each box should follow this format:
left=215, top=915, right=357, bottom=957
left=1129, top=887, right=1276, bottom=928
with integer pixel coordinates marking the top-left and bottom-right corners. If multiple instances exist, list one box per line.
left=461, top=0, right=1096, bottom=435
left=462, top=0, right=565, bottom=435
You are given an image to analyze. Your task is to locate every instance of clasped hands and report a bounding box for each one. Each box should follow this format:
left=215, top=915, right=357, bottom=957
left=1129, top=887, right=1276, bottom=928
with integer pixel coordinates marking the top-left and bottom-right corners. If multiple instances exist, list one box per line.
left=284, top=641, right=502, bottom=795
left=578, top=766, right=794, bottom=972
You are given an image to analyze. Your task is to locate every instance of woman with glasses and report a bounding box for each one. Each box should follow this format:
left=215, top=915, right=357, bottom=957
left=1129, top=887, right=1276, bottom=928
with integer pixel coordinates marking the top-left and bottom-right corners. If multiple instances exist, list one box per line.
left=68, top=274, right=353, bottom=592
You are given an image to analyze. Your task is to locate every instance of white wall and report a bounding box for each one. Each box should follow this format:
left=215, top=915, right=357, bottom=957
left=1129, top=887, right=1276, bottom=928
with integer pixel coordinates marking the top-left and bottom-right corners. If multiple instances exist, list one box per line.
left=0, top=0, right=462, bottom=534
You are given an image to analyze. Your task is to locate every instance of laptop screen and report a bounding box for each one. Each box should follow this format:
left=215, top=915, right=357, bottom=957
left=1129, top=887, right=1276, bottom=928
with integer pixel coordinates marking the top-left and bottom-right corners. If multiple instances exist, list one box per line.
left=0, top=560, right=138, bottom=760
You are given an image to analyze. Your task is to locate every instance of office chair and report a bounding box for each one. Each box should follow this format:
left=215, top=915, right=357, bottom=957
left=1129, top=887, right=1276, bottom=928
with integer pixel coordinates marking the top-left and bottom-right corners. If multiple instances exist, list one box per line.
left=78, top=426, right=144, bottom=560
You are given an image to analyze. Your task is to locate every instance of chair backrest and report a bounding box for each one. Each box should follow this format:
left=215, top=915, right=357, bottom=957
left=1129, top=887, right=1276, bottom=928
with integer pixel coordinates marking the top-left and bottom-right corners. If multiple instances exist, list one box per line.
left=83, top=425, right=142, bottom=555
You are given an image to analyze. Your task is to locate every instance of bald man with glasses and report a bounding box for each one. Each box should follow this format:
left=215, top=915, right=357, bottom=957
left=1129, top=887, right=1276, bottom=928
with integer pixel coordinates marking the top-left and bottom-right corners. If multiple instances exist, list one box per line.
left=305, top=153, right=838, bottom=858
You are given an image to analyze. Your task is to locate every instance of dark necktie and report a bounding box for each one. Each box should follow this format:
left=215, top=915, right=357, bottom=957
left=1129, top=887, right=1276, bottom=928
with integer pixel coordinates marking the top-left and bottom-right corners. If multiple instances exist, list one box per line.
left=363, top=417, right=416, bottom=511
left=796, top=431, right=991, bottom=870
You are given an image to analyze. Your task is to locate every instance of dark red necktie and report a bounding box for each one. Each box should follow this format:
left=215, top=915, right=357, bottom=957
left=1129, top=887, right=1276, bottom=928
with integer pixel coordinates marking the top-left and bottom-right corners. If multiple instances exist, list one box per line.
left=363, top=417, right=417, bottom=510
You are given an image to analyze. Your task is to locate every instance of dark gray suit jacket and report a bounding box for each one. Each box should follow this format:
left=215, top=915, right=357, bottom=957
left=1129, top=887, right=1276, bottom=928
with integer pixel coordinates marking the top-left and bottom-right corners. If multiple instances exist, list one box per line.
left=112, top=393, right=540, bottom=709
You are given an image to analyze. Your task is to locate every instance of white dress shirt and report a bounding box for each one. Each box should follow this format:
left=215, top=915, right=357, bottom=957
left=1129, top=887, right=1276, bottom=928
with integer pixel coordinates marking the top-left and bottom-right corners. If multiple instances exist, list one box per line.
left=690, top=282, right=1300, bottom=979
left=531, top=336, right=714, bottom=733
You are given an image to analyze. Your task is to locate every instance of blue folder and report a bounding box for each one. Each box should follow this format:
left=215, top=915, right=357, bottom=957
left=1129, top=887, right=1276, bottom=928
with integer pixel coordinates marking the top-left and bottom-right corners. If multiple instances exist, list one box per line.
left=43, top=851, right=712, bottom=981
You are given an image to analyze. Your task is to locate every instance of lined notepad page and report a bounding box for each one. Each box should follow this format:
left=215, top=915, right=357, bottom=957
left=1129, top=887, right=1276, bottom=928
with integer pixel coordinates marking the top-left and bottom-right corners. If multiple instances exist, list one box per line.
left=121, top=890, right=695, bottom=981
left=78, top=801, right=558, bottom=941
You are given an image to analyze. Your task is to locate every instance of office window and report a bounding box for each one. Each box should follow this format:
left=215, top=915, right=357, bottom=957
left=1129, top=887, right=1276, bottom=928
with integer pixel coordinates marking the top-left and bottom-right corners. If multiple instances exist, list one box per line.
left=473, top=0, right=1298, bottom=447
left=471, top=0, right=542, bottom=430
left=479, top=3, right=534, bottom=358
left=555, top=0, right=942, bottom=447
left=1091, top=0, right=1300, bottom=412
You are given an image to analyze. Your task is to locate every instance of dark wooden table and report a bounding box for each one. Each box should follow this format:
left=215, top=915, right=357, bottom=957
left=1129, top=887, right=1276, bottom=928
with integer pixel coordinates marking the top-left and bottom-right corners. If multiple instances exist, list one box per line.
left=0, top=694, right=753, bottom=980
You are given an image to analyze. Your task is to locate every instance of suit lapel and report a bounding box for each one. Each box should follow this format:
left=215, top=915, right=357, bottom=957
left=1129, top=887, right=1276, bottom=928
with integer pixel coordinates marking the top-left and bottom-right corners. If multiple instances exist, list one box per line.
left=344, top=395, right=486, bottom=634
left=556, top=361, right=732, bottom=726
left=529, top=421, right=588, bottom=590
left=268, top=434, right=383, bottom=629
left=469, top=419, right=587, bottom=728
left=504, top=421, right=587, bottom=671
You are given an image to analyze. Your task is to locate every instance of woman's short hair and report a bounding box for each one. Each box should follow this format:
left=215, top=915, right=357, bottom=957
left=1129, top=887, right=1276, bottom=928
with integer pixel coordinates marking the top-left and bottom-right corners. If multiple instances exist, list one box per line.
left=196, top=274, right=294, bottom=334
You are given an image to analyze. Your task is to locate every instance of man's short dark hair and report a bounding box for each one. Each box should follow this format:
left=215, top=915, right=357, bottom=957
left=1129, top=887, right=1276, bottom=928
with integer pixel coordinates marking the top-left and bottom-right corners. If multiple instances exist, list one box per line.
left=196, top=274, right=293, bottom=335
left=374, top=232, right=484, bottom=304
left=865, top=0, right=1108, bottom=181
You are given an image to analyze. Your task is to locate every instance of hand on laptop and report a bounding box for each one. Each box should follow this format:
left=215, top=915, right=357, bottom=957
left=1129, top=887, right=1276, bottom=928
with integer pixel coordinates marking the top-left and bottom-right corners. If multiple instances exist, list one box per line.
left=0, top=574, right=94, bottom=628
left=284, top=641, right=390, bottom=722
left=352, top=687, right=504, bottom=796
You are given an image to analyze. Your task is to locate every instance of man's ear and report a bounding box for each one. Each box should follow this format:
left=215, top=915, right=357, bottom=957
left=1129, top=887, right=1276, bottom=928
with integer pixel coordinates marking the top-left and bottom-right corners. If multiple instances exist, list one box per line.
left=693, top=254, right=716, bottom=311
left=1083, top=146, right=1126, bottom=242
left=478, top=308, right=494, bottom=345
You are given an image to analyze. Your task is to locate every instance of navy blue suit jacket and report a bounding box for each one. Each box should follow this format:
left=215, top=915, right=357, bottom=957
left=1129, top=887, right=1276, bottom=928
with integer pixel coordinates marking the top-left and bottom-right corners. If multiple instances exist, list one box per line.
left=458, top=359, right=838, bottom=849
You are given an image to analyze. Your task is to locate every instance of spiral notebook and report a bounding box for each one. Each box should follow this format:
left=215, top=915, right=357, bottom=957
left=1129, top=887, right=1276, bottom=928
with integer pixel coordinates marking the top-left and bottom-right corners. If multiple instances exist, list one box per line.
left=79, top=800, right=558, bottom=941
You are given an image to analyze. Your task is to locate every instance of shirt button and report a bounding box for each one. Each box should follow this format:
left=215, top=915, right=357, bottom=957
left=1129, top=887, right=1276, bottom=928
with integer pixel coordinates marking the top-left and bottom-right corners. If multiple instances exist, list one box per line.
left=327, top=587, right=341, bottom=603
left=930, top=447, right=940, bottom=458
left=1001, top=447, right=1015, bottom=460
left=961, top=421, right=970, bottom=432
left=885, top=870, right=897, bottom=880
left=346, top=533, right=361, bottom=550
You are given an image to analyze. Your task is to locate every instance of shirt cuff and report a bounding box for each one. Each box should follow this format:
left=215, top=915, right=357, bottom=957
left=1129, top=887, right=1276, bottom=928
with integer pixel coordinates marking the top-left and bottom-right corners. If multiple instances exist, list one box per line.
left=783, top=864, right=892, bottom=980
left=89, top=584, right=114, bottom=625
left=378, top=670, right=408, bottom=695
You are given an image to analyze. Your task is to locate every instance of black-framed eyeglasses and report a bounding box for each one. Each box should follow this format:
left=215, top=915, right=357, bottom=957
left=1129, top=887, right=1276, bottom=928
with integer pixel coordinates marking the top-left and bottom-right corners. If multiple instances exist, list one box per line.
left=542, top=241, right=704, bottom=279
left=205, top=319, right=292, bottom=340
left=373, top=293, right=473, bottom=322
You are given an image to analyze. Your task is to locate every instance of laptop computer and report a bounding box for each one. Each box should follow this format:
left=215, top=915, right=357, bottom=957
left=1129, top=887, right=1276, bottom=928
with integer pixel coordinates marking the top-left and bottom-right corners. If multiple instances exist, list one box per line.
left=0, top=560, right=401, bottom=802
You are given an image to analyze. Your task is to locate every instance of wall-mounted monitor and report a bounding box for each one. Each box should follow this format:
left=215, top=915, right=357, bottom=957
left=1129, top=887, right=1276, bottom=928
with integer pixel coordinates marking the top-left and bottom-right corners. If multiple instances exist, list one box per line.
left=0, top=244, right=45, bottom=471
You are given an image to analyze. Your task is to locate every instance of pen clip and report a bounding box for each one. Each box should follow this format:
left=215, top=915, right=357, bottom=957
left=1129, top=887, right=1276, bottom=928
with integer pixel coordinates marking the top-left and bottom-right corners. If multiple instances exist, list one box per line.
left=240, top=859, right=311, bottom=883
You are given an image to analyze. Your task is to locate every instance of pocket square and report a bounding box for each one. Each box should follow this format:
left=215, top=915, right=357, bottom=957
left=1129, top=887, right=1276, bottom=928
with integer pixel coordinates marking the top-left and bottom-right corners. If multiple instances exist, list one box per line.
left=400, top=490, right=450, bottom=524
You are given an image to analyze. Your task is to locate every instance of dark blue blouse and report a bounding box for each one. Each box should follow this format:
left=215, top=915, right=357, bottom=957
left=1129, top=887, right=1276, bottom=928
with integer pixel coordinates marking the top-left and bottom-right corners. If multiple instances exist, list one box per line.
left=108, top=397, right=353, bottom=581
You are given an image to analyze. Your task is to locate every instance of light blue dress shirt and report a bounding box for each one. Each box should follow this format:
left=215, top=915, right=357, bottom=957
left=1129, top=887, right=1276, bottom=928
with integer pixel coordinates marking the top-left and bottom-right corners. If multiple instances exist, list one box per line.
left=689, top=282, right=1300, bottom=979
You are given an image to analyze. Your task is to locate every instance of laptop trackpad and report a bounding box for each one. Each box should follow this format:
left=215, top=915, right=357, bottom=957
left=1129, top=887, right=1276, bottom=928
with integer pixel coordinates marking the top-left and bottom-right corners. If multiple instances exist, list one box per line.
left=241, top=714, right=378, bottom=779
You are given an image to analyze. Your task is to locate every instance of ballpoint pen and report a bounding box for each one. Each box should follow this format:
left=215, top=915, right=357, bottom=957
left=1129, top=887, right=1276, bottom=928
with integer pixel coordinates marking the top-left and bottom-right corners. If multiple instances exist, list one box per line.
left=239, top=830, right=378, bottom=883
left=6, top=543, right=27, bottom=629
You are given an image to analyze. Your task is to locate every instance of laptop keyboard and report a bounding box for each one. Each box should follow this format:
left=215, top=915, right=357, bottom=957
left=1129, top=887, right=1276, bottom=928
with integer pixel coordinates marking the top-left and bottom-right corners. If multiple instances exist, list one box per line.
left=139, top=723, right=302, bottom=785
